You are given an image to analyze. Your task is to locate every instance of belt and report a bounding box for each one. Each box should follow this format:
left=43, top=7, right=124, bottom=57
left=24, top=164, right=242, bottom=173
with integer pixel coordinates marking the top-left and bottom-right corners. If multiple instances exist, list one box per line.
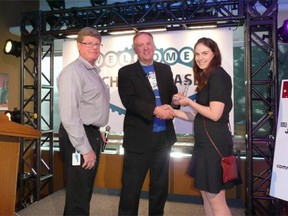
left=84, top=124, right=100, bottom=130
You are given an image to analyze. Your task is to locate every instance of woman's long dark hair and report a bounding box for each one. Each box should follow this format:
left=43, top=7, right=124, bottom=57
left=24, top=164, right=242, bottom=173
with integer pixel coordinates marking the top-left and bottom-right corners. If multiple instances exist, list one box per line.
left=193, top=37, right=222, bottom=92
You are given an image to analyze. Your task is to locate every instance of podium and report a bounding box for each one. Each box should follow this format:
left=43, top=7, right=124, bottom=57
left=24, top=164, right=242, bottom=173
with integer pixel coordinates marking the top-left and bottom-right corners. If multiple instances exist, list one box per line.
left=0, top=115, right=41, bottom=216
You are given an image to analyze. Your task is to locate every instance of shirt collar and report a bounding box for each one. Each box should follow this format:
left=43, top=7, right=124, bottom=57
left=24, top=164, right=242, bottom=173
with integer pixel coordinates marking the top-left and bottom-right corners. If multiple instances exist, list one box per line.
left=139, top=60, right=154, bottom=66
left=78, top=56, right=100, bottom=73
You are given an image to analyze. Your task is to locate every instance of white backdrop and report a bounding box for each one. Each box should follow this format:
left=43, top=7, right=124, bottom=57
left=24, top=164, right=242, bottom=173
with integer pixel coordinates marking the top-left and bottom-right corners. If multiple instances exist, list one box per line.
left=63, top=28, right=234, bottom=134
left=270, top=79, right=288, bottom=201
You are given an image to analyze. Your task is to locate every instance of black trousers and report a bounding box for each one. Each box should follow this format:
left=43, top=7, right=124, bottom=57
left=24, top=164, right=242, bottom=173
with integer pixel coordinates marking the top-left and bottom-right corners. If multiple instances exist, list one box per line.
left=59, top=123, right=102, bottom=216
left=118, top=132, right=171, bottom=216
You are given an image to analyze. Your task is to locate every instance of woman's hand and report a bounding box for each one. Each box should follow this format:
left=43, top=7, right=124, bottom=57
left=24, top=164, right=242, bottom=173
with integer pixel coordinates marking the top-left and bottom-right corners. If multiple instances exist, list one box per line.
left=173, top=109, right=196, bottom=121
left=178, top=96, right=190, bottom=107
left=172, top=93, right=185, bottom=106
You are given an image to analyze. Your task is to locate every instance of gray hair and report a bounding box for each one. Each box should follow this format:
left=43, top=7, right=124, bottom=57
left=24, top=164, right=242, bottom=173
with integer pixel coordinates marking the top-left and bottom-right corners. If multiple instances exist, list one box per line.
left=77, top=27, right=102, bottom=42
left=133, top=32, right=153, bottom=45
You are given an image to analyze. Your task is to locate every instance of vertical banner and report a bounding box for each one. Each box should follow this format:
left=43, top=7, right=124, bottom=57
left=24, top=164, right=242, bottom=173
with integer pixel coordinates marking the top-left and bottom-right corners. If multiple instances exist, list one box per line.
left=270, top=79, right=288, bottom=201
left=62, top=28, right=234, bottom=134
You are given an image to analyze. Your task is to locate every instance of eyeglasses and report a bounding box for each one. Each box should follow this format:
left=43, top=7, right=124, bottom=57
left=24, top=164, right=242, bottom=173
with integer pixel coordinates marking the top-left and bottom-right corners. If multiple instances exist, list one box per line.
left=80, top=42, right=103, bottom=48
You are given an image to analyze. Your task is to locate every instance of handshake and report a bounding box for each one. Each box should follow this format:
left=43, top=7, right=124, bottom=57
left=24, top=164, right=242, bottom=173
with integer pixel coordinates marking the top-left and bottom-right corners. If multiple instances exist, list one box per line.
left=153, top=93, right=190, bottom=120
left=153, top=104, right=175, bottom=120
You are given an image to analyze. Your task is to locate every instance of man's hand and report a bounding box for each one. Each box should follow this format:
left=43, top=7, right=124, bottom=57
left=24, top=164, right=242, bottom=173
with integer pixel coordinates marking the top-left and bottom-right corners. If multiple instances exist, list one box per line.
left=82, top=149, right=96, bottom=170
left=153, top=104, right=175, bottom=119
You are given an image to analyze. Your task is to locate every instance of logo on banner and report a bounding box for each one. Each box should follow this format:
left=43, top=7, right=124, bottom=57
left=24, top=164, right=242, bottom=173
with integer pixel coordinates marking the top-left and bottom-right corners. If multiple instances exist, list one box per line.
left=96, top=46, right=194, bottom=68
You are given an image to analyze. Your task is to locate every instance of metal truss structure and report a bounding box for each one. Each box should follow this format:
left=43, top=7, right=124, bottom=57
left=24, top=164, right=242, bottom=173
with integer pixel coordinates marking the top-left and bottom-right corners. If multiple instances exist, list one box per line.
left=17, top=33, right=55, bottom=210
left=21, top=0, right=245, bottom=38
left=18, top=0, right=281, bottom=214
left=245, top=0, right=281, bottom=215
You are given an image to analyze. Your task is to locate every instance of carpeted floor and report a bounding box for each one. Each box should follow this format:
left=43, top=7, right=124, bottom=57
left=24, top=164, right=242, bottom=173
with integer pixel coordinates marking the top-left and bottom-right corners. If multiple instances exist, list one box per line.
left=16, top=188, right=246, bottom=216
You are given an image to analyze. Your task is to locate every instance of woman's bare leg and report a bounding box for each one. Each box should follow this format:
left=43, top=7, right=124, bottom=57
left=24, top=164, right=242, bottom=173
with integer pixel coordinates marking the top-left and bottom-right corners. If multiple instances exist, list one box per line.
left=202, top=190, right=231, bottom=216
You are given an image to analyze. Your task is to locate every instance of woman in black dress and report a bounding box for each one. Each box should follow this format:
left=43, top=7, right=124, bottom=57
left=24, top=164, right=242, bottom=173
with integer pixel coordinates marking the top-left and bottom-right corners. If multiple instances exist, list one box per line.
left=173, top=37, right=235, bottom=216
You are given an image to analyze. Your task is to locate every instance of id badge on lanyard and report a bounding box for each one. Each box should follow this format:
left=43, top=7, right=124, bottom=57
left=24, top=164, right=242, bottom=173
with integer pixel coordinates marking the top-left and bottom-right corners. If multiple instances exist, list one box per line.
left=72, top=150, right=81, bottom=166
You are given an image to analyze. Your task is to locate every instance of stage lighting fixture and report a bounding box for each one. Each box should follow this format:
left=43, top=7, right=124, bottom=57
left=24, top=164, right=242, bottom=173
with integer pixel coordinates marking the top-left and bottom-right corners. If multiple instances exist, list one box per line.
left=46, top=0, right=65, bottom=10
left=3, top=39, right=21, bottom=57
left=4, top=108, right=21, bottom=123
left=278, top=19, right=288, bottom=43
left=90, top=0, right=107, bottom=7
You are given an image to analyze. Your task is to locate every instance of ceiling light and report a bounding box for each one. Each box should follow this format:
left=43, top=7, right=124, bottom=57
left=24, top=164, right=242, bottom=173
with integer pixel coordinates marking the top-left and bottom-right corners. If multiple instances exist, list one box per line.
left=66, top=34, right=78, bottom=39
left=46, top=0, right=65, bottom=10
left=187, top=24, right=217, bottom=30
left=140, top=28, right=167, bottom=33
left=109, top=30, right=136, bottom=35
left=90, top=0, right=107, bottom=7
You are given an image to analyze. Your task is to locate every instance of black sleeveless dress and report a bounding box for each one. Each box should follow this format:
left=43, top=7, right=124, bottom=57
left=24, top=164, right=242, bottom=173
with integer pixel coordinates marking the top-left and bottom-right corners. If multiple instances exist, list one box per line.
left=187, top=67, right=237, bottom=193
